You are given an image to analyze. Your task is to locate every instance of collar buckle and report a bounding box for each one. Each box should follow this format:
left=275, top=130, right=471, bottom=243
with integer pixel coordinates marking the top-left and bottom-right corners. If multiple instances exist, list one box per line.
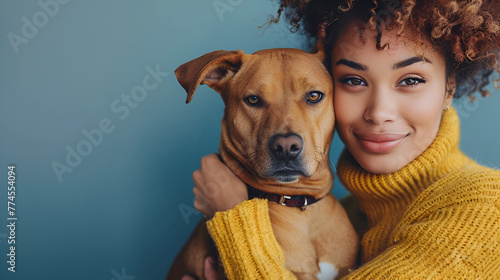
left=301, top=197, right=308, bottom=211
left=279, top=195, right=291, bottom=205
left=247, top=184, right=319, bottom=211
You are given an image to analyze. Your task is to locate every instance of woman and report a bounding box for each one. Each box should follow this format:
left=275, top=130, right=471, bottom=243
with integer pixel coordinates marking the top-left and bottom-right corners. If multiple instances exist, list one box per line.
left=186, top=0, right=500, bottom=279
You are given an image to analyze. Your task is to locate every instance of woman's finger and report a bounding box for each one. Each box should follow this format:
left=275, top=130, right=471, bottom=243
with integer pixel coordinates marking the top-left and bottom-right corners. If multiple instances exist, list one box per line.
left=192, top=169, right=204, bottom=188
left=203, top=256, right=217, bottom=280
left=192, top=153, right=248, bottom=217
left=193, top=188, right=209, bottom=214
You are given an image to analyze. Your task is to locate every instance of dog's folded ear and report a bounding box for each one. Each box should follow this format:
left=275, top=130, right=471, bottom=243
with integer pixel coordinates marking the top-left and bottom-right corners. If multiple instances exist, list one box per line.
left=310, top=22, right=326, bottom=61
left=175, top=50, right=245, bottom=103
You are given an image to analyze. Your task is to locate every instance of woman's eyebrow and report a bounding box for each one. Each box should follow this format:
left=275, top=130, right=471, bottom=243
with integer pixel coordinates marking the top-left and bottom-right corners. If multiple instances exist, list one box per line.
left=393, top=56, right=431, bottom=69
left=334, top=59, right=368, bottom=70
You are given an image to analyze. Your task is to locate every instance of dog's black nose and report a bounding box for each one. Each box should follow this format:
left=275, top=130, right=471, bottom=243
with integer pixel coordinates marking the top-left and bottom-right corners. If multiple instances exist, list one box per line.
left=268, top=134, right=303, bottom=164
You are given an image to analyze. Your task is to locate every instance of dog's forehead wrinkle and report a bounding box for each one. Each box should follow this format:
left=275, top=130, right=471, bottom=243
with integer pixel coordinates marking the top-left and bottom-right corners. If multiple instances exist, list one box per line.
left=282, top=64, right=330, bottom=95
left=234, top=60, right=276, bottom=90
left=254, top=50, right=314, bottom=68
left=238, top=56, right=328, bottom=98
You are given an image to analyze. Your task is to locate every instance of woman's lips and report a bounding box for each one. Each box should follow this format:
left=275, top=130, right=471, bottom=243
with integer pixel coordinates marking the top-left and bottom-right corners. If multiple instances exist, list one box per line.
left=355, top=132, right=408, bottom=154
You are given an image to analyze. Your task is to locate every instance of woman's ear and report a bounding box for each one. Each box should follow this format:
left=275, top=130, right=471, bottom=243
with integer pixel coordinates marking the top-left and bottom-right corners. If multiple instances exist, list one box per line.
left=444, top=74, right=456, bottom=109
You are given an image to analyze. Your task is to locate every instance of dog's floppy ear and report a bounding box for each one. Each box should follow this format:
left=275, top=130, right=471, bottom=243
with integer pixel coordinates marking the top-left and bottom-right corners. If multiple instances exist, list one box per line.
left=311, top=22, right=327, bottom=61
left=175, top=50, right=245, bottom=103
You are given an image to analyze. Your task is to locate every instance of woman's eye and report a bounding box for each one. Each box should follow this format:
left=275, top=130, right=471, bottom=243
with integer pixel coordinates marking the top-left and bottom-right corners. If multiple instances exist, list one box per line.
left=399, top=77, right=426, bottom=87
left=339, top=77, right=366, bottom=86
left=244, top=95, right=262, bottom=107
left=307, top=91, right=323, bottom=103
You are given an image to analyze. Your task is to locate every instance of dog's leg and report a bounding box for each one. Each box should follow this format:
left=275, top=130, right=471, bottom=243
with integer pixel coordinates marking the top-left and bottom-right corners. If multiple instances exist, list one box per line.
left=310, top=195, right=359, bottom=280
left=268, top=196, right=358, bottom=280
left=166, top=219, right=218, bottom=280
left=268, top=204, right=322, bottom=279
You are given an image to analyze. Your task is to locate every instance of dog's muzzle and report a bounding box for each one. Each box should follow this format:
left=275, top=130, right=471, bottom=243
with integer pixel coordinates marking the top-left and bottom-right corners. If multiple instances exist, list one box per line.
left=268, top=133, right=303, bottom=164
left=267, top=133, right=306, bottom=182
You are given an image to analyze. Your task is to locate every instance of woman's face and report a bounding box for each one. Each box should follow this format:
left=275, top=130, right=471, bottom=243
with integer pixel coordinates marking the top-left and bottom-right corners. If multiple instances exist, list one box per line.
left=331, top=22, right=454, bottom=174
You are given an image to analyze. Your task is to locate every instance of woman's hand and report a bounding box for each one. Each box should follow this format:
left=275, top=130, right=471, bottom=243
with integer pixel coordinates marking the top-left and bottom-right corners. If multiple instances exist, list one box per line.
left=192, top=154, right=248, bottom=219
left=181, top=257, right=217, bottom=280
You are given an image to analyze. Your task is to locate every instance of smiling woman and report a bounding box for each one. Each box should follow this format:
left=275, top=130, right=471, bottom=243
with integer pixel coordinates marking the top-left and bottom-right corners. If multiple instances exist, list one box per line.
left=184, top=0, right=500, bottom=279
left=332, top=22, right=454, bottom=174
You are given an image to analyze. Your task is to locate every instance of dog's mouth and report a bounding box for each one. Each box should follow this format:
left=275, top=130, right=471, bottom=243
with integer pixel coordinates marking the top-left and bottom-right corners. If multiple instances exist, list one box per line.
left=272, top=168, right=306, bottom=183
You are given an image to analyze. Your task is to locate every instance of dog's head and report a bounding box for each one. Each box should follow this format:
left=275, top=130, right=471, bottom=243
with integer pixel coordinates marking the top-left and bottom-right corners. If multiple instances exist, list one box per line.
left=176, top=48, right=334, bottom=191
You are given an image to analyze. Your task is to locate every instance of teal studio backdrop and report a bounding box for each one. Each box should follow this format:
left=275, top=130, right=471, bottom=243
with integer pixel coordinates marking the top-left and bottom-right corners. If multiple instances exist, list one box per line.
left=0, top=1, right=499, bottom=279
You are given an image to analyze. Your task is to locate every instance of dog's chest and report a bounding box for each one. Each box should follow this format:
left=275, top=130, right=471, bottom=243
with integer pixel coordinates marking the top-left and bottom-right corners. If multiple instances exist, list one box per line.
left=267, top=202, right=340, bottom=279
left=316, top=262, right=338, bottom=280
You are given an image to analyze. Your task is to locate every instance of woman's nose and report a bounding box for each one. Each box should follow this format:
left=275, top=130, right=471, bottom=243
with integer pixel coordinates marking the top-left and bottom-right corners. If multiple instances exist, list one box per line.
left=363, top=87, right=398, bottom=125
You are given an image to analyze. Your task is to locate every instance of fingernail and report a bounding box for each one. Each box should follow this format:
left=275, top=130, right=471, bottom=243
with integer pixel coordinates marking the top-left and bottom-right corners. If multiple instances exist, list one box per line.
left=207, top=256, right=215, bottom=266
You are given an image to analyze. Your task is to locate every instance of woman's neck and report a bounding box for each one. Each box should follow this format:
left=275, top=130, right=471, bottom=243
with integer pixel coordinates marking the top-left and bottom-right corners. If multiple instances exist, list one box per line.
left=337, top=107, right=469, bottom=225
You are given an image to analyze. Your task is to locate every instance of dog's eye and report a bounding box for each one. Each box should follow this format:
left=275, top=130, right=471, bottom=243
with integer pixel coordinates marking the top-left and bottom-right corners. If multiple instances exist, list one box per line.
left=248, top=95, right=259, bottom=103
left=244, top=95, right=262, bottom=107
left=307, top=91, right=323, bottom=103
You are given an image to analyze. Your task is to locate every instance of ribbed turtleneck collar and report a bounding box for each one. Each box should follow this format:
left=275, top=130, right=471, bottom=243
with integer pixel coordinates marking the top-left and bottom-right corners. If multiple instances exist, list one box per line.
left=337, top=107, right=469, bottom=225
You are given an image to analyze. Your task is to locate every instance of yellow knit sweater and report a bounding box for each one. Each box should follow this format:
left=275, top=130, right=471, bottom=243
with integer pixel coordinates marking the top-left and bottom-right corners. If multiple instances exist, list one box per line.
left=206, top=107, right=500, bottom=279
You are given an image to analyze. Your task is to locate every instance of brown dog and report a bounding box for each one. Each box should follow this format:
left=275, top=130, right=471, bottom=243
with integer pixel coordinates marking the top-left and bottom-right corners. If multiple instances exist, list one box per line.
left=167, top=47, right=358, bottom=279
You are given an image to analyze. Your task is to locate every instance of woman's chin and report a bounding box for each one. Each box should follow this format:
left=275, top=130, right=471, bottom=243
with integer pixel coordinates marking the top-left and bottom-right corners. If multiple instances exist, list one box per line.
left=356, top=154, right=410, bottom=175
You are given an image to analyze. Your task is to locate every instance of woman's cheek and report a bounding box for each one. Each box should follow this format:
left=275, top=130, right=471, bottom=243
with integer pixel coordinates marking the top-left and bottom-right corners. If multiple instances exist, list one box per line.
left=334, top=92, right=358, bottom=147
left=402, top=86, right=444, bottom=130
left=335, top=88, right=364, bottom=122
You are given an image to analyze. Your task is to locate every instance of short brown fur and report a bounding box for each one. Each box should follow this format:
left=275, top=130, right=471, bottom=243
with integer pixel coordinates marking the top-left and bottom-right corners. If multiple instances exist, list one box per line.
left=167, top=48, right=358, bottom=279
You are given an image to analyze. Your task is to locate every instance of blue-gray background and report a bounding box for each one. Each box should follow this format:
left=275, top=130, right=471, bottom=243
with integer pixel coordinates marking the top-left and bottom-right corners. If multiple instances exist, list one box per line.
left=0, top=1, right=498, bottom=279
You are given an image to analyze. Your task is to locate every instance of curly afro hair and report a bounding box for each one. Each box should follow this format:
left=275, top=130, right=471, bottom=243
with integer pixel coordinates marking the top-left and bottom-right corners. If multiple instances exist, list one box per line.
left=271, top=0, right=500, bottom=101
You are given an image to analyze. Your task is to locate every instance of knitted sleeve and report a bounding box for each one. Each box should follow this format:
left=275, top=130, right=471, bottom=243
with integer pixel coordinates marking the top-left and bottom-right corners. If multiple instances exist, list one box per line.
left=343, top=170, right=500, bottom=279
left=207, top=171, right=500, bottom=279
left=206, top=198, right=297, bottom=280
